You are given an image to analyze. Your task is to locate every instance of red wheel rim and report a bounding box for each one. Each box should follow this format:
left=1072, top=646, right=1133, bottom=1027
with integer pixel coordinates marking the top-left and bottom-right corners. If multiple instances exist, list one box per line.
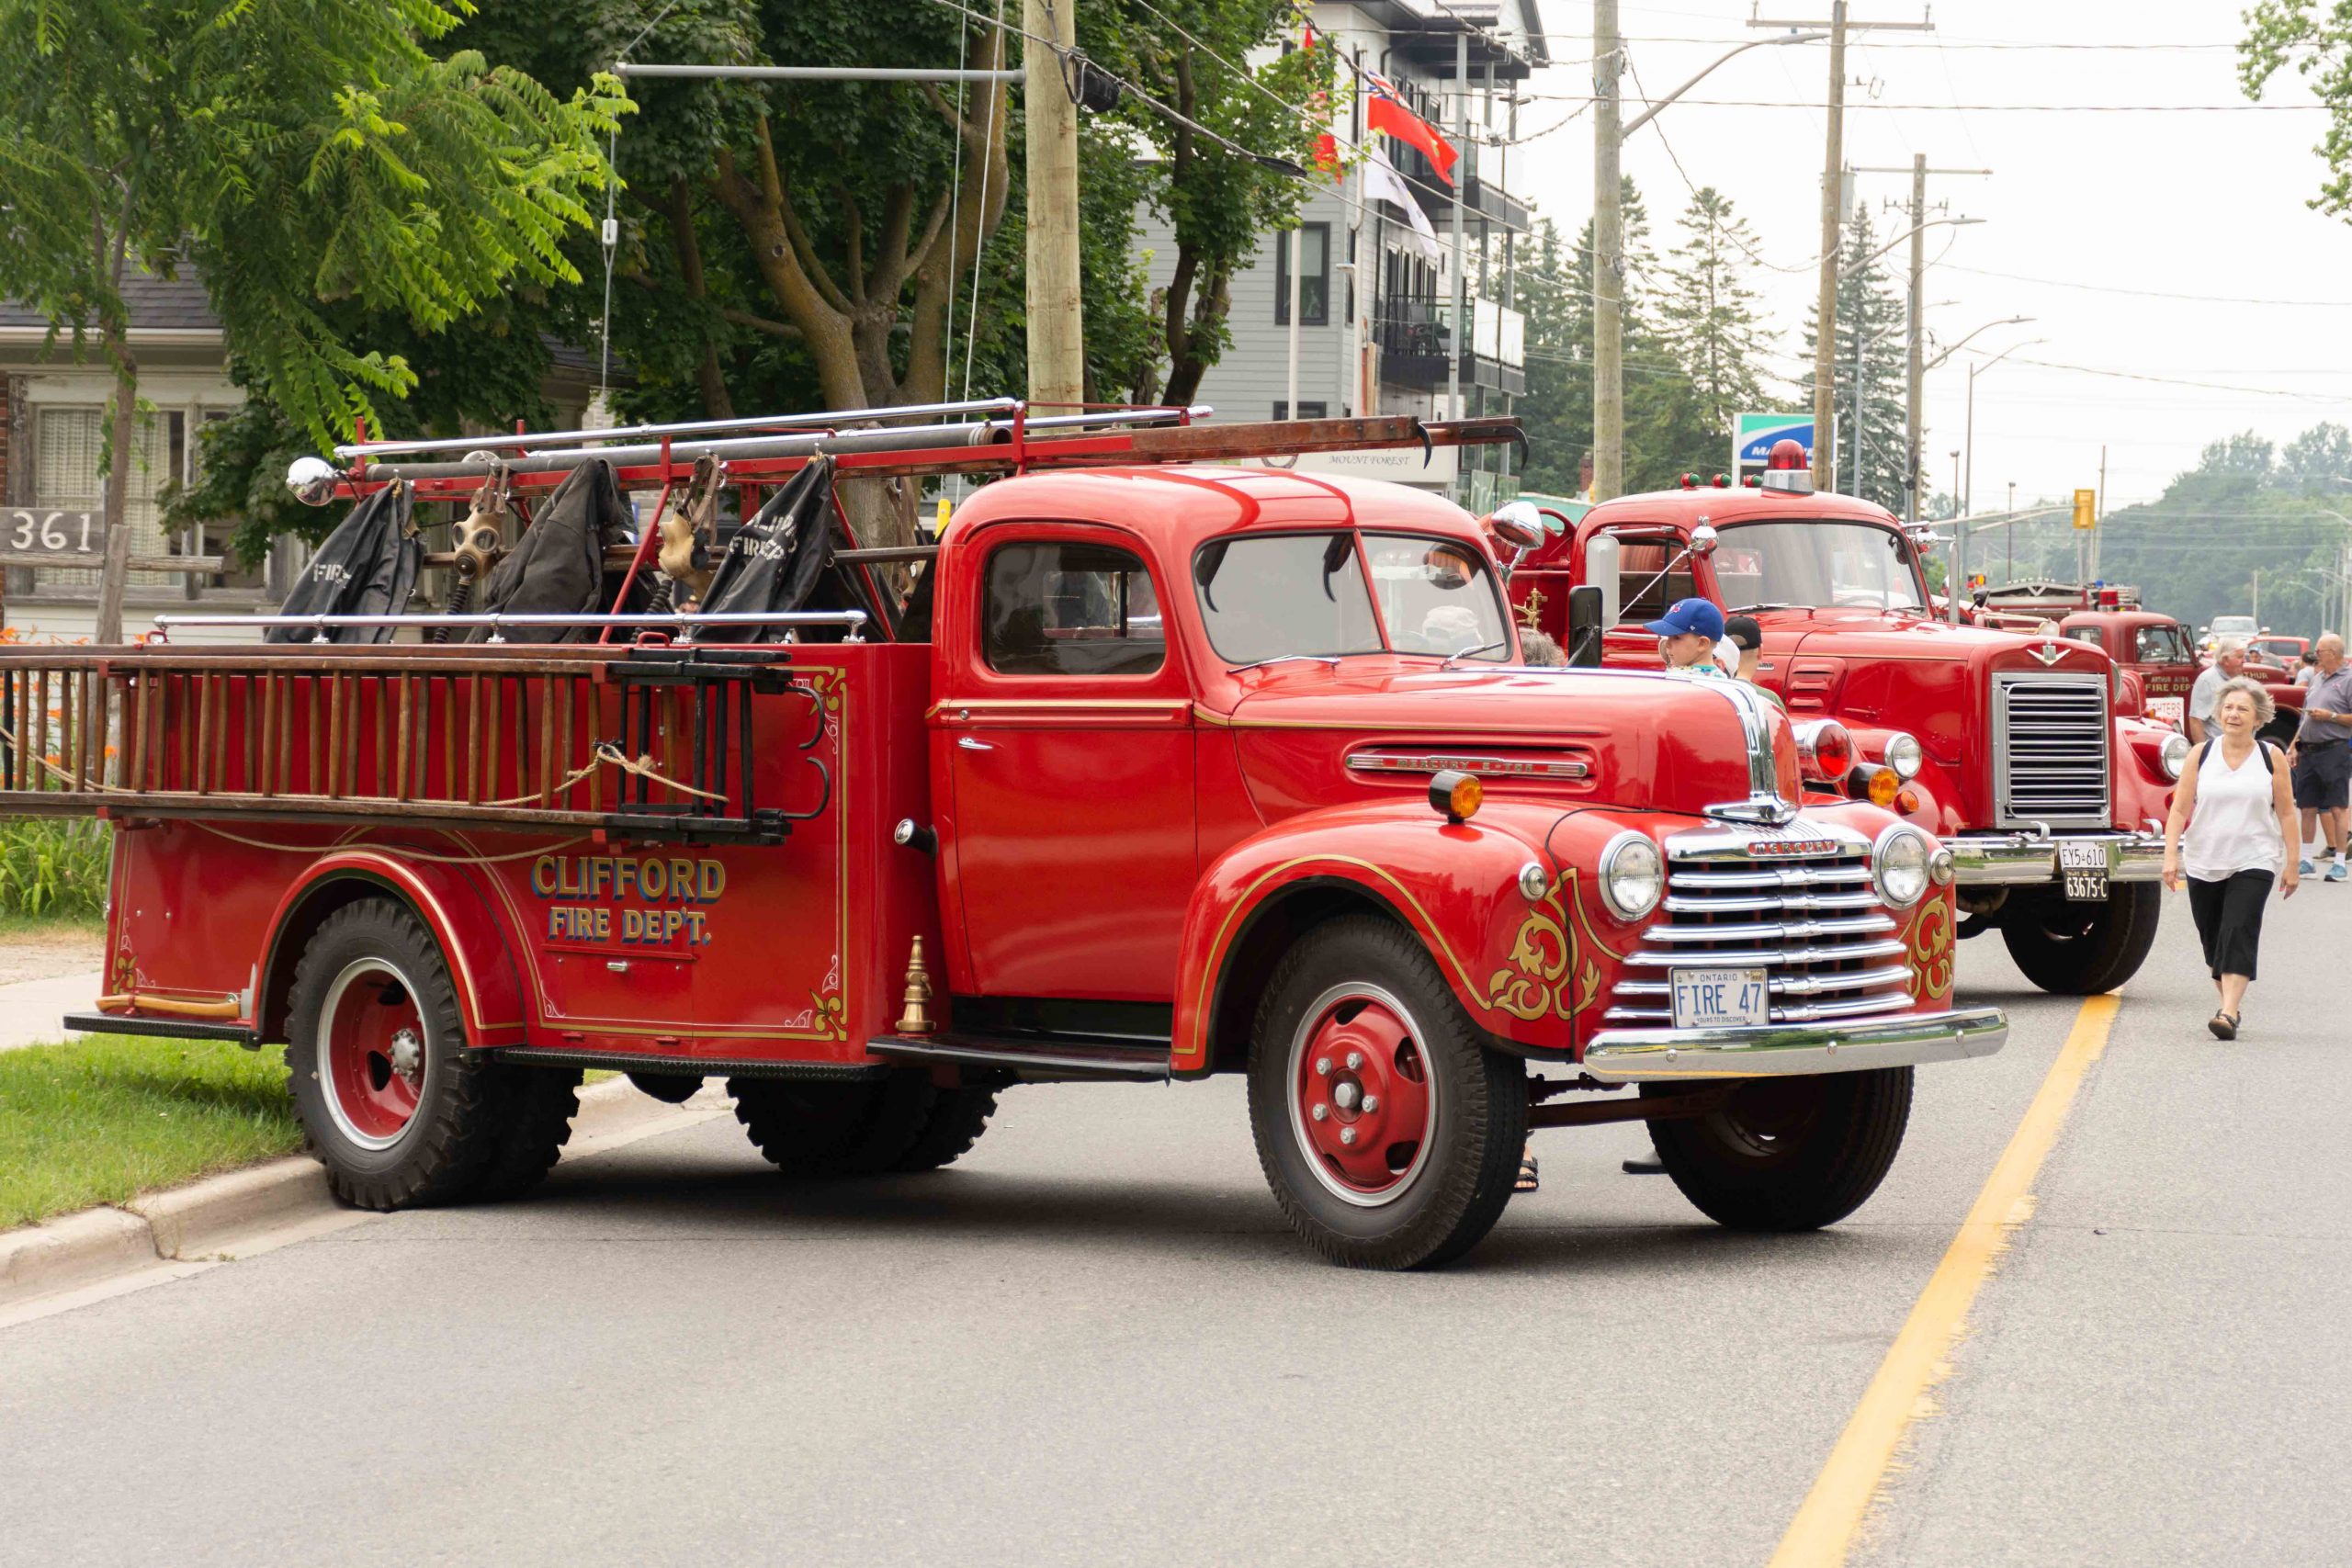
left=1288, top=986, right=1438, bottom=1205
left=317, top=959, right=426, bottom=1150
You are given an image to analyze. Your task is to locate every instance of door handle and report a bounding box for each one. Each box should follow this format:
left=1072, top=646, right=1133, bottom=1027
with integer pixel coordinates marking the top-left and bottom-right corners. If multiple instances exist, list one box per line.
left=957, top=736, right=994, bottom=751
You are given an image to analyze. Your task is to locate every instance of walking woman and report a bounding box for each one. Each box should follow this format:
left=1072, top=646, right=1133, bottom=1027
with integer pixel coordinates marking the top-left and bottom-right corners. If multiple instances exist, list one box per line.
left=2163, top=677, right=2301, bottom=1038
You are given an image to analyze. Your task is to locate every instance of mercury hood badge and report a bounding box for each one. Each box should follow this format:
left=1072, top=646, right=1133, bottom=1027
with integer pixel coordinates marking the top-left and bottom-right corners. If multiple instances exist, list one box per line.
left=2030, top=640, right=2066, bottom=667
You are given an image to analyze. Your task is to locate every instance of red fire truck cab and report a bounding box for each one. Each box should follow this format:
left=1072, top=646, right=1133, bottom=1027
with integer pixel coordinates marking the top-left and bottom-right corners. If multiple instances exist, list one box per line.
left=0, top=411, right=2004, bottom=1269
left=1507, top=450, right=2181, bottom=998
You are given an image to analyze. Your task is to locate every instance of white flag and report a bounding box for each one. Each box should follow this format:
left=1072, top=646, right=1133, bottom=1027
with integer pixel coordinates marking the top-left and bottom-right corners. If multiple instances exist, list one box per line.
left=1362, top=145, right=1442, bottom=265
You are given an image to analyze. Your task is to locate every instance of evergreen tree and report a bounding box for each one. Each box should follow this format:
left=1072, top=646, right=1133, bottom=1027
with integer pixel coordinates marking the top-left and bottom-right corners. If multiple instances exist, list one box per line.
left=1518, top=178, right=1708, bottom=494
left=1655, top=187, right=1770, bottom=443
left=1801, top=209, right=1910, bottom=511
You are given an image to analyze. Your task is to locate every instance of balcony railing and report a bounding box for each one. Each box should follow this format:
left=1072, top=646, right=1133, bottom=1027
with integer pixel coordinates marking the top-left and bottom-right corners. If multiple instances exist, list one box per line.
left=1372, top=294, right=1527, bottom=394
left=1387, top=140, right=1530, bottom=233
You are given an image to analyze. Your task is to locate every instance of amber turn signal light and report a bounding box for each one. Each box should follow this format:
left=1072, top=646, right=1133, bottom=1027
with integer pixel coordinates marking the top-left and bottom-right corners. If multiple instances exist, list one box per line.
left=1866, top=766, right=1902, bottom=808
left=1430, top=769, right=1482, bottom=824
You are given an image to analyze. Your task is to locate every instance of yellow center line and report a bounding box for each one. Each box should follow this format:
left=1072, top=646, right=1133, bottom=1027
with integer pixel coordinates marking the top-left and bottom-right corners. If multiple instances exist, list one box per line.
left=1766, top=992, right=2122, bottom=1568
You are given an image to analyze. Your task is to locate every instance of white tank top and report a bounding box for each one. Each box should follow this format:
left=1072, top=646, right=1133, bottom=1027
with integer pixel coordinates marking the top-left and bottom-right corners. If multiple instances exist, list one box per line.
left=2182, top=740, right=2285, bottom=881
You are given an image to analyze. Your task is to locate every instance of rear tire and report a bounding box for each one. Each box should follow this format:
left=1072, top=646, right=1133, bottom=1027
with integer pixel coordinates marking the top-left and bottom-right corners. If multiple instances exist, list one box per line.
left=474, top=1066, right=582, bottom=1200
left=1247, top=916, right=1526, bottom=1270
left=890, top=1087, right=1000, bottom=1171
left=284, top=899, right=509, bottom=1211
left=728, top=1072, right=934, bottom=1176
left=2000, top=881, right=2161, bottom=994
left=1644, top=1068, right=1913, bottom=1231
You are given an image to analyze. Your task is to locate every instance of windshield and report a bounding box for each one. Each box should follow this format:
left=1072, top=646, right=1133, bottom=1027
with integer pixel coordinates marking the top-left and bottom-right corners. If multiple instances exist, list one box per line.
left=1192, top=531, right=1510, bottom=666
left=1712, top=520, right=1926, bottom=612
left=2135, top=623, right=2193, bottom=663
left=2211, top=616, right=2258, bottom=637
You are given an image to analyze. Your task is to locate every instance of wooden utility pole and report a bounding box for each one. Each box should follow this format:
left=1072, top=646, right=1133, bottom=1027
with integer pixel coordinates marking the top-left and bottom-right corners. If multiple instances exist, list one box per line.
left=1591, top=0, right=1623, bottom=502
left=1852, top=157, right=1989, bottom=522
left=1023, top=0, right=1083, bottom=408
left=1753, top=6, right=1932, bottom=491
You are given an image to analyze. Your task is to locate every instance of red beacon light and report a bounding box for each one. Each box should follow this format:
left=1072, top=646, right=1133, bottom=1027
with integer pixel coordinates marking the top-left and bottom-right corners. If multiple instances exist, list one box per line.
left=1679, top=472, right=1700, bottom=490
left=1760, top=437, right=1815, bottom=496
left=1712, top=473, right=1731, bottom=488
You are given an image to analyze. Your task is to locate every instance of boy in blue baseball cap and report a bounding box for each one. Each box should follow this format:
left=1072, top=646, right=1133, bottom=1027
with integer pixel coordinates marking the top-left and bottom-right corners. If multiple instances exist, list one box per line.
left=1645, top=596, right=1728, bottom=677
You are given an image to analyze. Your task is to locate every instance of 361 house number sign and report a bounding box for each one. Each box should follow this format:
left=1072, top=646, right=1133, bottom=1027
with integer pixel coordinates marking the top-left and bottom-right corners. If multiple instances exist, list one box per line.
left=0, top=510, right=107, bottom=558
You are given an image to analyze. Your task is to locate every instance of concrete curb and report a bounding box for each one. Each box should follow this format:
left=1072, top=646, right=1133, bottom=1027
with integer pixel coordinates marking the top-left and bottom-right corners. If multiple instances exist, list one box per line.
left=0, top=1074, right=657, bottom=1310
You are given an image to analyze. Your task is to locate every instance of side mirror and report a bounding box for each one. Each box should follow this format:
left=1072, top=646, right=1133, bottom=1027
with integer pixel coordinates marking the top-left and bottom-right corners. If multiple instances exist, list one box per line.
left=285, top=456, right=343, bottom=507
left=1585, top=534, right=1621, bottom=628
left=1566, top=585, right=1605, bottom=667
left=1485, top=501, right=1545, bottom=551
left=1689, top=523, right=1719, bottom=557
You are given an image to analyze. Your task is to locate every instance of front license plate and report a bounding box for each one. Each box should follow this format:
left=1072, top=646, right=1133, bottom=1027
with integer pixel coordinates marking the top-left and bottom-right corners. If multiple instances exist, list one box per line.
left=1670, top=967, right=1770, bottom=1031
left=2058, top=840, right=2109, bottom=902
left=2147, top=696, right=2184, bottom=726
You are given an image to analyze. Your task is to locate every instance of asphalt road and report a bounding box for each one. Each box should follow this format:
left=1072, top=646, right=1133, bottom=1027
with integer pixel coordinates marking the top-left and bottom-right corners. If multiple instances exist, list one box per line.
left=3, top=883, right=2346, bottom=1568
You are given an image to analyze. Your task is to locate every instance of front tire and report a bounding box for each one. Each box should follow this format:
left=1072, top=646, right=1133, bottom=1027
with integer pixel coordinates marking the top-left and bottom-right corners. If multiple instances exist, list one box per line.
left=2000, top=881, right=2162, bottom=994
left=284, top=899, right=511, bottom=1210
left=1247, top=916, right=1527, bottom=1270
left=1645, top=1067, right=1914, bottom=1231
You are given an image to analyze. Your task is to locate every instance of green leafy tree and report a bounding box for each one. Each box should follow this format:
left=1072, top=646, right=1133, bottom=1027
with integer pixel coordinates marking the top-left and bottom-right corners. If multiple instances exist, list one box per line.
left=0, top=0, right=626, bottom=637
left=1800, top=209, right=1908, bottom=511
left=1103, top=3, right=1338, bottom=404
left=2243, top=5, right=2352, bottom=218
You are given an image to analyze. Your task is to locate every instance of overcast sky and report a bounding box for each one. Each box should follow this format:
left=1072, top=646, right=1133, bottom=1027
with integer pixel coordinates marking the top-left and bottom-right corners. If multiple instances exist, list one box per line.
left=1506, top=1, right=2352, bottom=510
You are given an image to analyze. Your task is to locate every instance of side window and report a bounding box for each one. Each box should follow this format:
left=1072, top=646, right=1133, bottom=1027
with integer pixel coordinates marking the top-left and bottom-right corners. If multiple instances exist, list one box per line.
left=982, top=540, right=1166, bottom=677
left=1613, top=536, right=1690, bottom=624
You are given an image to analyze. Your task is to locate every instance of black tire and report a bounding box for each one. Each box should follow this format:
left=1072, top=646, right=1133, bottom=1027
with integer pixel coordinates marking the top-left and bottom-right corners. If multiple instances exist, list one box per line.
left=627, top=1071, right=703, bottom=1104
left=1644, top=1067, right=1914, bottom=1231
left=1246, top=915, right=1528, bottom=1270
left=727, top=1071, right=934, bottom=1176
left=890, top=1087, right=1000, bottom=1172
left=474, top=1066, right=583, bottom=1201
left=284, top=899, right=509, bottom=1210
left=1999, top=880, right=2162, bottom=994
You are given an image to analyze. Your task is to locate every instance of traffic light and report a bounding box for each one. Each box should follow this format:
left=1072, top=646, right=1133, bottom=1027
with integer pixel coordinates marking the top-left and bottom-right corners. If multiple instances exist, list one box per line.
left=2073, top=488, right=2097, bottom=530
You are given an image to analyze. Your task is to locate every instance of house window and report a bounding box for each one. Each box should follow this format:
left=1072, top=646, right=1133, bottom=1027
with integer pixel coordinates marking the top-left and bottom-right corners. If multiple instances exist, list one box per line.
left=1275, top=224, right=1329, bottom=326
left=1272, top=401, right=1329, bottom=421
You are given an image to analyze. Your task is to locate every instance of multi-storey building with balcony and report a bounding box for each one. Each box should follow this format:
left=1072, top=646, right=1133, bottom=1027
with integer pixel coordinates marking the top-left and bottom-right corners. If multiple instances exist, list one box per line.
left=1134, top=0, right=1544, bottom=508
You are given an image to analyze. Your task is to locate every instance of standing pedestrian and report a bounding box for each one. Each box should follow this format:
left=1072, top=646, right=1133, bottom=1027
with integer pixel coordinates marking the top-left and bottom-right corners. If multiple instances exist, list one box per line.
left=2286, top=633, right=2352, bottom=882
left=2188, top=639, right=2247, bottom=744
left=1646, top=597, right=1728, bottom=676
left=2163, top=678, right=2300, bottom=1038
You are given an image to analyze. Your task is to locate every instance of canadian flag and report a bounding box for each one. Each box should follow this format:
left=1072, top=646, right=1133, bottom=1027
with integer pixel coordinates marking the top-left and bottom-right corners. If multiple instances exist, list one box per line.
left=1361, top=70, right=1456, bottom=186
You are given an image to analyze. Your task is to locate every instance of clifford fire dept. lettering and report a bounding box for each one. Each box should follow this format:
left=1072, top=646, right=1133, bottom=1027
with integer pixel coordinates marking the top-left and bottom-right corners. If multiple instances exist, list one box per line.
left=530, top=853, right=727, bottom=946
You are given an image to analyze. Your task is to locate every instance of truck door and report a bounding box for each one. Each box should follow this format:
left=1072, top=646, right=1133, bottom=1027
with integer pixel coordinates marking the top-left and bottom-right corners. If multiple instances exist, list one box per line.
left=937, top=526, right=1195, bottom=1001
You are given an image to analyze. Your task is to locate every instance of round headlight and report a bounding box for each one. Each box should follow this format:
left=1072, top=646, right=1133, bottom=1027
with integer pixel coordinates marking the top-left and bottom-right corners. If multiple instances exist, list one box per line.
left=1599, top=831, right=1665, bottom=920
left=1873, top=825, right=1932, bottom=909
left=2160, top=731, right=2190, bottom=782
left=1882, top=731, right=1924, bottom=781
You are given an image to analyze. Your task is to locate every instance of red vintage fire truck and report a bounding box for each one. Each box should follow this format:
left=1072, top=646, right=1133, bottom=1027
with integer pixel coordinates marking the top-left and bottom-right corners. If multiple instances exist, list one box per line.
left=1506, top=442, right=2183, bottom=998
left=0, top=408, right=2003, bottom=1269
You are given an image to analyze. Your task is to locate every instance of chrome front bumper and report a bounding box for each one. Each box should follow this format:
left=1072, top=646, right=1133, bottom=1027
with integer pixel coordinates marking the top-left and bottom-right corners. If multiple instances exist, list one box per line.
left=1580, top=1006, right=2008, bottom=1083
left=1947, top=829, right=2165, bottom=887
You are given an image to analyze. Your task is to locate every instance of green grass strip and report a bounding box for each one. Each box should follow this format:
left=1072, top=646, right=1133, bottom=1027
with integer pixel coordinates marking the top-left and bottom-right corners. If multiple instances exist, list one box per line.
left=0, top=1035, right=301, bottom=1230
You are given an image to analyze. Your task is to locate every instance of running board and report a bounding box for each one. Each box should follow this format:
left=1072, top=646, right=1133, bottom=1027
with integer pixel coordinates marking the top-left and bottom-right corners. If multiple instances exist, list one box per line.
left=62, top=1012, right=258, bottom=1047
left=865, top=1032, right=1170, bottom=1083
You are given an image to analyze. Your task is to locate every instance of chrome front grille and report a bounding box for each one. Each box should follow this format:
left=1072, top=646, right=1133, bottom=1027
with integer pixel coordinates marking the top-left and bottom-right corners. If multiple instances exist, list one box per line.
left=1604, top=840, right=1915, bottom=1027
left=1993, top=672, right=2110, bottom=829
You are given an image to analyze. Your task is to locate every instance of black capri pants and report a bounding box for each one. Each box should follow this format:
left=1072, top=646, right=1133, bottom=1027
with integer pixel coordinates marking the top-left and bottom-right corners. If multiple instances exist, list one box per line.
left=2188, top=870, right=2276, bottom=981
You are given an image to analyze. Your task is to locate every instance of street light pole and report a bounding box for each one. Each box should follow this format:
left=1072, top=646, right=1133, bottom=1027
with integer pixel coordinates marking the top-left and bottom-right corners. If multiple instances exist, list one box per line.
left=1951, top=335, right=2046, bottom=623
left=1591, top=25, right=1823, bottom=501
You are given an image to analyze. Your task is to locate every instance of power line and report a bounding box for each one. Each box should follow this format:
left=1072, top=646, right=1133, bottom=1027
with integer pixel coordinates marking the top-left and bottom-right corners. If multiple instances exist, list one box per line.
left=1939, top=263, right=2352, bottom=310
left=1508, top=94, right=2328, bottom=111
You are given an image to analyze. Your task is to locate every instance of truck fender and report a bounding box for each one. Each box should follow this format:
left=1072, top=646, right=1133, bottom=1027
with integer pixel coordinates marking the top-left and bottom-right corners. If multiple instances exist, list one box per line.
left=1171, top=801, right=1577, bottom=1077
left=256, top=851, right=529, bottom=1047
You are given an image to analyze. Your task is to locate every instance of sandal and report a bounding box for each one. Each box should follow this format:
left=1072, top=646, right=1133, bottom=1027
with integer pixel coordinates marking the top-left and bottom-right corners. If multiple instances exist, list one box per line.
left=1515, top=1151, right=1540, bottom=1193
left=2209, top=1012, right=2239, bottom=1041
